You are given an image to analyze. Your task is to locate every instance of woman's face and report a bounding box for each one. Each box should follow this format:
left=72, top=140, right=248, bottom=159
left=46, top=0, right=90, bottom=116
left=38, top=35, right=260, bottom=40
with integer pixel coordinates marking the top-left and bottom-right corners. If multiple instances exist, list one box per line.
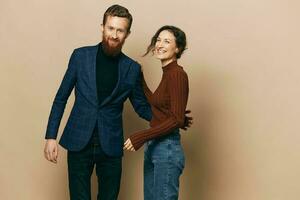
left=154, top=30, right=179, bottom=63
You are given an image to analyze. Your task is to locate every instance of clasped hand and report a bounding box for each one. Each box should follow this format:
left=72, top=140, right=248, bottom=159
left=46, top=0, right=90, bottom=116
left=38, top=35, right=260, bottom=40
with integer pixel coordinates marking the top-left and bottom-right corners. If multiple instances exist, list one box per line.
left=123, top=110, right=193, bottom=152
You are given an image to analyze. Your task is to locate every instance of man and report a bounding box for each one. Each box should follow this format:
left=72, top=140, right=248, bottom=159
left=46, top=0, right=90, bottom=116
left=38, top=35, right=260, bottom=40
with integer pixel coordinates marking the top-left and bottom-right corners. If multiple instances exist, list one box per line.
left=44, top=4, right=191, bottom=200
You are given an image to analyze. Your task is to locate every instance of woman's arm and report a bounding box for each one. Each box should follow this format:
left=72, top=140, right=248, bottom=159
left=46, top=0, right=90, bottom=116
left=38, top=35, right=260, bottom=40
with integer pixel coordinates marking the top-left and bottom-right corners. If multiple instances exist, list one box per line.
left=127, top=70, right=189, bottom=150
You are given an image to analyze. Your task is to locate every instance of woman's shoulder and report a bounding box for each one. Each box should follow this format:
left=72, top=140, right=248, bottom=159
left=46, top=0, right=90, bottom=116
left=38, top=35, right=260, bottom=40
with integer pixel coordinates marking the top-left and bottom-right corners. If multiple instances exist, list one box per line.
left=168, top=64, right=188, bottom=79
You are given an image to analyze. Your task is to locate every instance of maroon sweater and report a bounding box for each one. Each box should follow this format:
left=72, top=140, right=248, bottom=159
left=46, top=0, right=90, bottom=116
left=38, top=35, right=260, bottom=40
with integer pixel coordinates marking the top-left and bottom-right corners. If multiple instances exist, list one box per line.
left=129, top=61, right=189, bottom=150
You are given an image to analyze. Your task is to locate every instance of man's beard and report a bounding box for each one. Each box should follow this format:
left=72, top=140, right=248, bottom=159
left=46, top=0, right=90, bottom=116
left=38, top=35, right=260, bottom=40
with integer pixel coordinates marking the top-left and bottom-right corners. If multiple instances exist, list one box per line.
left=102, top=35, right=125, bottom=57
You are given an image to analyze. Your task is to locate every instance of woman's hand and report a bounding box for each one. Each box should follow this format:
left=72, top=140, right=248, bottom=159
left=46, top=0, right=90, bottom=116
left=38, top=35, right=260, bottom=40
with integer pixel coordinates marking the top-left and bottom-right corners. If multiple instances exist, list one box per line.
left=123, top=138, right=136, bottom=151
left=181, top=110, right=193, bottom=130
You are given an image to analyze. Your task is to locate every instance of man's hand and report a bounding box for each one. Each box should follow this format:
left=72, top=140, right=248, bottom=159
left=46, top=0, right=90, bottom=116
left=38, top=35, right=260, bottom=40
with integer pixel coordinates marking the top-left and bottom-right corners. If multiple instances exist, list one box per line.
left=44, top=139, right=58, bottom=164
left=182, top=110, right=193, bottom=130
left=123, top=138, right=136, bottom=152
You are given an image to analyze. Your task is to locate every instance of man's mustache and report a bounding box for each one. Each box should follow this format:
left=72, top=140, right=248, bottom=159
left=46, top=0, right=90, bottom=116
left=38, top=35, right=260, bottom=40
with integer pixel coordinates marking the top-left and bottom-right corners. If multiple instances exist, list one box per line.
left=108, top=38, right=120, bottom=43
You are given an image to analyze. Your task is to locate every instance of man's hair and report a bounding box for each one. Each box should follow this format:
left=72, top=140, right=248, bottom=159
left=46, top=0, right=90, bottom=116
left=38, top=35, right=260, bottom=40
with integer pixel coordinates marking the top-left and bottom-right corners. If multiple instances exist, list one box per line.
left=103, top=4, right=133, bottom=32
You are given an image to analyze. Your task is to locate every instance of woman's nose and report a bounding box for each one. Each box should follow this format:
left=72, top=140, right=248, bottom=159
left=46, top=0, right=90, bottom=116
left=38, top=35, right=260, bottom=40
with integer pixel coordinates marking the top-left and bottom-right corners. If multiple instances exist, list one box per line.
left=156, top=41, right=163, bottom=48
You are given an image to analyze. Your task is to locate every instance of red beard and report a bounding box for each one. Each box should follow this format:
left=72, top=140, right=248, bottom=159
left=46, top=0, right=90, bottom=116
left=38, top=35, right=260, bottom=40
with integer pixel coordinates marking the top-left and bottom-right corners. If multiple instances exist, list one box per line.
left=102, top=35, right=124, bottom=57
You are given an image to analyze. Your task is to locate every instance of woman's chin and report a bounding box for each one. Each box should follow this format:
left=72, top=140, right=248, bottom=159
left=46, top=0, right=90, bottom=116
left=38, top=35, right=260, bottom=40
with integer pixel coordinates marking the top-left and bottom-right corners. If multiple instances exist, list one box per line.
left=154, top=54, right=165, bottom=61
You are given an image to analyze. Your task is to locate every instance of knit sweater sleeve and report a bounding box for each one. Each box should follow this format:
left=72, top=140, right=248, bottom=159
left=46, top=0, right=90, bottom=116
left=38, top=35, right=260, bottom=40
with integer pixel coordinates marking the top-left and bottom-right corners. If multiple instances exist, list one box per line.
left=129, top=70, right=189, bottom=150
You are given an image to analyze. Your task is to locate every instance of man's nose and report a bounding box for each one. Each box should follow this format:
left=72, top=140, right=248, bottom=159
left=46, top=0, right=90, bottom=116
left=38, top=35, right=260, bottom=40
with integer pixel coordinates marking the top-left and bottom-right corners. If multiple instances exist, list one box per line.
left=112, top=31, right=118, bottom=39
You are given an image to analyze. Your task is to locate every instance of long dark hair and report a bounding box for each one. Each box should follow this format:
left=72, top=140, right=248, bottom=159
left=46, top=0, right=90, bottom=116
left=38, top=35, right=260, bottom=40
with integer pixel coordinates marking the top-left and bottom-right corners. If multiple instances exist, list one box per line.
left=144, top=25, right=187, bottom=59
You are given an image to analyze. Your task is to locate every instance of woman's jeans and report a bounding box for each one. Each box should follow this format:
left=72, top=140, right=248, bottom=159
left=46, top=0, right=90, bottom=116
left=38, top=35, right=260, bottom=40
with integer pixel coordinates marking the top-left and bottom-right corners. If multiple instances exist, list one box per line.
left=144, top=129, right=185, bottom=200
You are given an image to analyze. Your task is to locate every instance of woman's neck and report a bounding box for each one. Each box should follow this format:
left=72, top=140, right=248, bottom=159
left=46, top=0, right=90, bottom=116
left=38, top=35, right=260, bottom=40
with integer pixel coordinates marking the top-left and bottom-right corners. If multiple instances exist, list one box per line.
left=161, top=58, right=177, bottom=67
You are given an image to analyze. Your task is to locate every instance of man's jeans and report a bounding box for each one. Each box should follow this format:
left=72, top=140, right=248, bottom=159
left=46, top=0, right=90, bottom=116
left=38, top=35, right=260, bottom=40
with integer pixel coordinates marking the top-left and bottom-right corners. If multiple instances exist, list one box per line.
left=144, top=129, right=185, bottom=200
left=67, top=130, right=122, bottom=200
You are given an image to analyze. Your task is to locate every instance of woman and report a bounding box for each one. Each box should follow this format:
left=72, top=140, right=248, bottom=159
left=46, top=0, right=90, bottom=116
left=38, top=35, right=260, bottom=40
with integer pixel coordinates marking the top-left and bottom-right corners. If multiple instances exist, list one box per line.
left=124, top=25, right=189, bottom=200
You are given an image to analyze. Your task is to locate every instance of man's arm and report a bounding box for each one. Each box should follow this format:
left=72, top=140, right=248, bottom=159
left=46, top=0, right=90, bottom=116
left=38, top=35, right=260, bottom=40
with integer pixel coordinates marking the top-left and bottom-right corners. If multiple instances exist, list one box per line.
left=129, top=66, right=152, bottom=122
left=45, top=50, right=78, bottom=139
left=44, top=49, right=78, bottom=163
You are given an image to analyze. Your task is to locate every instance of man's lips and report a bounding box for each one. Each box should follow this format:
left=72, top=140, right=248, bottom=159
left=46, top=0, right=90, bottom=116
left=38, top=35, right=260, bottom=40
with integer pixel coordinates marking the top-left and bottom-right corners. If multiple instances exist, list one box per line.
left=108, top=39, right=120, bottom=44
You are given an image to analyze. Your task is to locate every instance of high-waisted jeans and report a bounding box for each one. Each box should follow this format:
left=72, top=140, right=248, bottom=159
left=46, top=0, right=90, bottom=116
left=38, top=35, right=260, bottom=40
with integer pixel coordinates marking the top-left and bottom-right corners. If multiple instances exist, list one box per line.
left=144, top=129, right=185, bottom=200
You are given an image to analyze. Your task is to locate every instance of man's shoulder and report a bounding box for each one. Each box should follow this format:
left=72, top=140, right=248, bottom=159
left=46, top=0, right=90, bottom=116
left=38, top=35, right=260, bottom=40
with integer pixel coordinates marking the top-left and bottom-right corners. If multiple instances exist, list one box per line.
left=68, top=44, right=98, bottom=60
left=121, top=53, right=141, bottom=69
left=73, top=44, right=98, bottom=53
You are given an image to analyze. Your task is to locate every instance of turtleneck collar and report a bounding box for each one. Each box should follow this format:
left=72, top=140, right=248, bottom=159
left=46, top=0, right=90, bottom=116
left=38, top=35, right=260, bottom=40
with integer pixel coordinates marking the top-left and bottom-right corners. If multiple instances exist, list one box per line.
left=162, top=60, right=178, bottom=72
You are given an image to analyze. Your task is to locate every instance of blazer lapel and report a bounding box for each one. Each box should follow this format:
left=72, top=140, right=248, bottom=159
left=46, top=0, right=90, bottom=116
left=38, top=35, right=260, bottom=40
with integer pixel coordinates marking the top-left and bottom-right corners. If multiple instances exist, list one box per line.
left=89, top=45, right=99, bottom=106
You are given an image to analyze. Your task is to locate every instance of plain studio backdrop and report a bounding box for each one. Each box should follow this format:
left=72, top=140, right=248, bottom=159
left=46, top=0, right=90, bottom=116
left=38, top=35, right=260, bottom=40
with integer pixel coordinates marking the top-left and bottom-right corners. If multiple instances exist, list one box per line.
left=1, top=0, right=300, bottom=200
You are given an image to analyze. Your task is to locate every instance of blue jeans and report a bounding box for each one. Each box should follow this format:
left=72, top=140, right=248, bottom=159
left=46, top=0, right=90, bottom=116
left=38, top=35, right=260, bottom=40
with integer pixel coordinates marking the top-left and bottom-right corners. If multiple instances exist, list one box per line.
left=144, top=129, right=185, bottom=200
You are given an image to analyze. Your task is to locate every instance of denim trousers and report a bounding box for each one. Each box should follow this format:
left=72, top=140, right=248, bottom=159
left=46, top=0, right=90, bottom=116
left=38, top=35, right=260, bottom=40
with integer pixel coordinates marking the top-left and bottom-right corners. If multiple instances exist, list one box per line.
left=67, top=129, right=122, bottom=200
left=144, top=129, right=185, bottom=200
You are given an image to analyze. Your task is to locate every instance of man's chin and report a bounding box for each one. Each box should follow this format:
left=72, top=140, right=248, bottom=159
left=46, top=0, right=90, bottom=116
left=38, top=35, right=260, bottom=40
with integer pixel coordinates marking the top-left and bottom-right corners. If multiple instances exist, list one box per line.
left=108, top=41, right=119, bottom=47
left=102, top=43, right=122, bottom=57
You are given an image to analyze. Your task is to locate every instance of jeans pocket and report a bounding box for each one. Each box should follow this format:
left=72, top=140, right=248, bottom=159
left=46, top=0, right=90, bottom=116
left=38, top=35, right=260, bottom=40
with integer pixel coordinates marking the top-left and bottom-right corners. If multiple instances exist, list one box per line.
left=171, top=144, right=185, bottom=171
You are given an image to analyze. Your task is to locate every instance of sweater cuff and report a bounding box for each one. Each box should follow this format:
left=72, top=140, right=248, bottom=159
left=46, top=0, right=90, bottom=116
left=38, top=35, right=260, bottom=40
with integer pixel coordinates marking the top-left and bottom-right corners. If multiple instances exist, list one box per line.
left=129, top=133, right=145, bottom=151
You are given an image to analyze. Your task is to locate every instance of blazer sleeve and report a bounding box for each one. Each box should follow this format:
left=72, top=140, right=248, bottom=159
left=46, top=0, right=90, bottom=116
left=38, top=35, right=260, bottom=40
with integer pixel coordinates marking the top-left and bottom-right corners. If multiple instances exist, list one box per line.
left=45, top=49, right=78, bottom=139
left=129, top=70, right=189, bottom=150
left=129, top=64, right=152, bottom=122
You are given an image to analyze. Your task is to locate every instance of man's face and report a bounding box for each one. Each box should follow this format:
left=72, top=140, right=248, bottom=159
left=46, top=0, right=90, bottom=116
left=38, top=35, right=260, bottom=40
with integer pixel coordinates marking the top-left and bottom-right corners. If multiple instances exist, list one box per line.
left=101, top=16, right=130, bottom=56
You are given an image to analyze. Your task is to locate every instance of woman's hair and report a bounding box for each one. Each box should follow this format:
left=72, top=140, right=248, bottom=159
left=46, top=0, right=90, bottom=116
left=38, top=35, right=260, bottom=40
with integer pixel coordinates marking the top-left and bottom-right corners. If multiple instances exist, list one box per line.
left=144, top=25, right=187, bottom=59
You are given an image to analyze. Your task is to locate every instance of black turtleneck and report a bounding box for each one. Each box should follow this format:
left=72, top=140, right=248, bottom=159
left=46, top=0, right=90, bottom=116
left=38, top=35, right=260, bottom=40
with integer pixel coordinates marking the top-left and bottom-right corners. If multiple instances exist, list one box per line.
left=96, top=43, right=119, bottom=105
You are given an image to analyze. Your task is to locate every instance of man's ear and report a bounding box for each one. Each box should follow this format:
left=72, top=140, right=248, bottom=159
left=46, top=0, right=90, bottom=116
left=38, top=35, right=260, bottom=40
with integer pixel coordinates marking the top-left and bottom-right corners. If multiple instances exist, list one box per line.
left=100, top=24, right=104, bottom=32
left=125, top=30, right=131, bottom=38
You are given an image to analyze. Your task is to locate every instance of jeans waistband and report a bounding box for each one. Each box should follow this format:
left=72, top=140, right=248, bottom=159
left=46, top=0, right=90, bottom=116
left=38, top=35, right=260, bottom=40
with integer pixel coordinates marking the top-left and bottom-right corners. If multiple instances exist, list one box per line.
left=147, top=128, right=181, bottom=146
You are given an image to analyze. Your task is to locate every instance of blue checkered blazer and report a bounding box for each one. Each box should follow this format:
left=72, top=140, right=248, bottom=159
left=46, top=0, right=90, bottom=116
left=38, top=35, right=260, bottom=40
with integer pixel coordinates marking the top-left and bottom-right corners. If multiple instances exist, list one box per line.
left=45, top=44, right=152, bottom=156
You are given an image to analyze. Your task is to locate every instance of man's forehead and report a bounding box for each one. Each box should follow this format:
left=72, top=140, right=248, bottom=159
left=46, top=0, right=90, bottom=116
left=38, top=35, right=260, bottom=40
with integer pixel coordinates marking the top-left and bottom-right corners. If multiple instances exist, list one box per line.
left=105, top=16, right=129, bottom=30
left=106, top=16, right=129, bottom=24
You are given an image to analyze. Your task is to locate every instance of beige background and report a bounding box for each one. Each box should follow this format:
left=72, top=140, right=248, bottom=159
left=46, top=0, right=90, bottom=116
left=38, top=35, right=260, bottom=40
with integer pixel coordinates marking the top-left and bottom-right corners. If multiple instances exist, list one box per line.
left=1, top=0, right=300, bottom=200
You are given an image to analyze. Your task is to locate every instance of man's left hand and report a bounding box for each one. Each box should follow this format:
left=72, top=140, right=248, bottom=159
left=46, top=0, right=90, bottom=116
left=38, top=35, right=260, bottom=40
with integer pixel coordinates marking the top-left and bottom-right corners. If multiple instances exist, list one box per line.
left=123, top=138, right=136, bottom=151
